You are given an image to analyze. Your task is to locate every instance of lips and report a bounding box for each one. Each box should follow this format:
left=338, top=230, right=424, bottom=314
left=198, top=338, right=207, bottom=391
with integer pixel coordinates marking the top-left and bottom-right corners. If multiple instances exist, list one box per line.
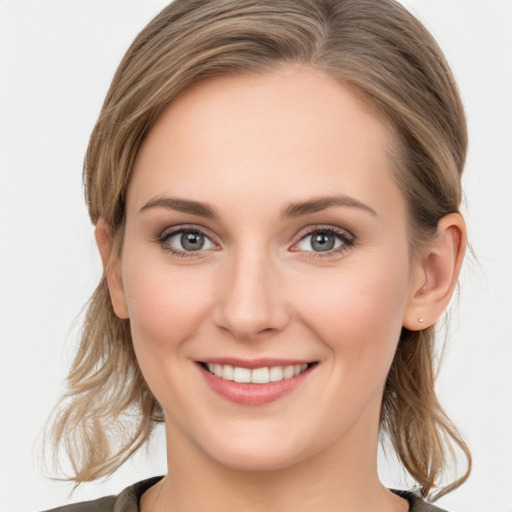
left=197, top=358, right=317, bottom=405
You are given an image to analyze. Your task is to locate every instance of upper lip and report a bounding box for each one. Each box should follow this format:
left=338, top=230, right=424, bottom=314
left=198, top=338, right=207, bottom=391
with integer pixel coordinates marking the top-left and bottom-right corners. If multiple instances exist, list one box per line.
left=198, top=357, right=315, bottom=369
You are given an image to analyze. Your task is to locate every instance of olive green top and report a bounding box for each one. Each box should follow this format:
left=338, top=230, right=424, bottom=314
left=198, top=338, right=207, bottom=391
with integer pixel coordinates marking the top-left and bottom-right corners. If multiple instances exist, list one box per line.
left=42, top=477, right=449, bottom=512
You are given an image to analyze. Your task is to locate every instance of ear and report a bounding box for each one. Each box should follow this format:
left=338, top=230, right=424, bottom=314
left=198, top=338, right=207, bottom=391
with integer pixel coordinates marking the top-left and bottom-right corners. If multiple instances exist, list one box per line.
left=403, top=213, right=466, bottom=330
left=95, top=218, right=129, bottom=319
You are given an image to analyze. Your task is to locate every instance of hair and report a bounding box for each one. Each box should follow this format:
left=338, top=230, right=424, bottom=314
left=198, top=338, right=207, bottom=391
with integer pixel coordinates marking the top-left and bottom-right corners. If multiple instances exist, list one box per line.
left=47, top=0, right=471, bottom=499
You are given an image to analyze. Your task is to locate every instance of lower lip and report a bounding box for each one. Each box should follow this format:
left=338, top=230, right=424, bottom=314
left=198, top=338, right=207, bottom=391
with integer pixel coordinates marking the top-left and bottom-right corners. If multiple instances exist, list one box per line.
left=198, top=364, right=315, bottom=406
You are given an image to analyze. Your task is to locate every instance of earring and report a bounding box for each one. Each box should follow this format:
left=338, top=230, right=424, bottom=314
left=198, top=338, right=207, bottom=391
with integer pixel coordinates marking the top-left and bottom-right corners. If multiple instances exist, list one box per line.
left=418, top=318, right=424, bottom=324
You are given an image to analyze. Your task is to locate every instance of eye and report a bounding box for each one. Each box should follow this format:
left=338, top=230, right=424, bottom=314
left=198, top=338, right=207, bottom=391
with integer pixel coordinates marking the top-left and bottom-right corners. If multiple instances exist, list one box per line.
left=294, top=227, right=354, bottom=255
left=159, top=227, right=216, bottom=255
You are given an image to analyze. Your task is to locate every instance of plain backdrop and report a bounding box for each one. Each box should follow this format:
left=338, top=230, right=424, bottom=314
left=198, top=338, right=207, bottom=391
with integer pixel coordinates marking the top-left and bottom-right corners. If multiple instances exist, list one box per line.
left=1, top=1, right=511, bottom=511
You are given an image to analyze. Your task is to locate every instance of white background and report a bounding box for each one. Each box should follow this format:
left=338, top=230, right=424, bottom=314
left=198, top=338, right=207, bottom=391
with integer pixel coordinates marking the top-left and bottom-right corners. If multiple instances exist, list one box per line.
left=1, top=1, right=511, bottom=511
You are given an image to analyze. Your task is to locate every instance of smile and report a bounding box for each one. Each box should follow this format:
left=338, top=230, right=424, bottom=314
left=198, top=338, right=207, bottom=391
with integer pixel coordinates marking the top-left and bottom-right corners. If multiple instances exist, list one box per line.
left=198, top=359, right=317, bottom=405
left=203, top=363, right=310, bottom=384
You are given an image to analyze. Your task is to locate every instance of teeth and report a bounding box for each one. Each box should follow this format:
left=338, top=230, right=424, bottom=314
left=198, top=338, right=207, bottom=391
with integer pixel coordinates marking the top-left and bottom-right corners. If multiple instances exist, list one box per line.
left=269, top=366, right=283, bottom=382
left=206, top=363, right=310, bottom=383
left=251, top=367, right=270, bottom=384
left=233, top=367, right=251, bottom=383
left=283, top=365, right=294, bottom=379
left=222, top=364, right=234, bottom=381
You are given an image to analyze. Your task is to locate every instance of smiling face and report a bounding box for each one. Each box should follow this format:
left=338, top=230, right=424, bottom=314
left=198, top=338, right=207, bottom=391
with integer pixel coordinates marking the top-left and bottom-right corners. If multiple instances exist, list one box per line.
left=106, top=65, right=424, bottom=472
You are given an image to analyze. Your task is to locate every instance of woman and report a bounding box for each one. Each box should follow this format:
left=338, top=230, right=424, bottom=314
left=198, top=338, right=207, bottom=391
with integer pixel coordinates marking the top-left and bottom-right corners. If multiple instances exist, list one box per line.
left=43, top=0, right=472, bottom=510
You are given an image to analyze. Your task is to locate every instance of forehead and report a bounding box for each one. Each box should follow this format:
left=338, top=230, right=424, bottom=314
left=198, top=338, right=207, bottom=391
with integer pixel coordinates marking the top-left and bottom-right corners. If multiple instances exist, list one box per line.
left=128, top=65, right=403, bottom=219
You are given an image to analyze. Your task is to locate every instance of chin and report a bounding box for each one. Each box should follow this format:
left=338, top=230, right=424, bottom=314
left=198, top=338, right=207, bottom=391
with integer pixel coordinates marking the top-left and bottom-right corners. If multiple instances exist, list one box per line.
left=207, top=442, right=307, bottom=473
left=193, top=420, right=321, bottom=472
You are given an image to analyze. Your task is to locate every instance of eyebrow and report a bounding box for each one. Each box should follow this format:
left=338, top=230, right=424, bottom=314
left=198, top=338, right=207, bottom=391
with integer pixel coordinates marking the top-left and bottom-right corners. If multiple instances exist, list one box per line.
left=139, top=194, right=378, bottom=219
left=280, top=195, right=378, bottom=219
left=139, top=196, right=218, bottom=218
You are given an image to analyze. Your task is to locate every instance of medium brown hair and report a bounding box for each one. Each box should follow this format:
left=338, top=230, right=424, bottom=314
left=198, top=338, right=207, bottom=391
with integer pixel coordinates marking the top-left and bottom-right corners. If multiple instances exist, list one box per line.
left=48, top=0, right=471, bottom=498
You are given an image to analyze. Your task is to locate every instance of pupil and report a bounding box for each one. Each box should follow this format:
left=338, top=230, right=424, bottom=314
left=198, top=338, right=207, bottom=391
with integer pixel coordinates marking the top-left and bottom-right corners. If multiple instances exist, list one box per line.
left=312, top=232, right=334, bottom=252
left=181, top=231, right=204, bottom=251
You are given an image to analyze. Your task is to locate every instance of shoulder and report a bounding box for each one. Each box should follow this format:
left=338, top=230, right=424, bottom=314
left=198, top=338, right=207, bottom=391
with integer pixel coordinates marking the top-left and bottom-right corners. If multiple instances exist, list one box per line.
left=41, top=477, right=164, bottom=512
left=41, top=496, right=116, bottom=512
left=393, top=490, right=450, bottom=512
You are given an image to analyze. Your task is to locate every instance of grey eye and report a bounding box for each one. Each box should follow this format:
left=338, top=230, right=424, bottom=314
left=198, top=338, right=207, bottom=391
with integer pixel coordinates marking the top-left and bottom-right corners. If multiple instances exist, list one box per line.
left=167, top=230, right=214, bottom=251
left=311, top=232, right=335, bottom=251
left=297, top=230, right=344, bottom=252
left=181, top=231, right=205, bottom=251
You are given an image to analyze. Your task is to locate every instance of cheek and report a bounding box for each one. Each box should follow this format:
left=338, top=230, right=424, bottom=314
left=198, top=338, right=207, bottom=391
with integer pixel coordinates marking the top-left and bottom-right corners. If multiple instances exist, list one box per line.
left=121, top=254, right=215, bottom=353
left=296, top=253, right=410, bottom=373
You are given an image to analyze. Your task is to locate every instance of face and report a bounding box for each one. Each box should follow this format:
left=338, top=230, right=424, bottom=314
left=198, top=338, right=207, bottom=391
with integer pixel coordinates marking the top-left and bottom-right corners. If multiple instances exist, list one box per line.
left=110, top=66, right=424, bottom=471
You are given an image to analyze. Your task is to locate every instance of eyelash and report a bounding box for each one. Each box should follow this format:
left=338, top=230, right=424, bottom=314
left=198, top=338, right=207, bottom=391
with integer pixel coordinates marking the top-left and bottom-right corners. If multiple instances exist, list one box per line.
left=156, top=225, right=216, bottom=259
left=156, top=225, right=356, bottom=259
left=293, top=226, right=355, bottom=259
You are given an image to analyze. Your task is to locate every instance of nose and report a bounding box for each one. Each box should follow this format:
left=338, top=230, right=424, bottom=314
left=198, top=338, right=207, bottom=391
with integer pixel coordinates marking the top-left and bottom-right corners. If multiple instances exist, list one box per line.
left=212, top=249, right=290, bottom=341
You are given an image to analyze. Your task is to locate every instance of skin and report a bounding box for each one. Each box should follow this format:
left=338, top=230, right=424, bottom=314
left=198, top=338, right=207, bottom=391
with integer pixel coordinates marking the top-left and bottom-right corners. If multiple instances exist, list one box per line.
left=96, top=65, right=466, bottom=512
